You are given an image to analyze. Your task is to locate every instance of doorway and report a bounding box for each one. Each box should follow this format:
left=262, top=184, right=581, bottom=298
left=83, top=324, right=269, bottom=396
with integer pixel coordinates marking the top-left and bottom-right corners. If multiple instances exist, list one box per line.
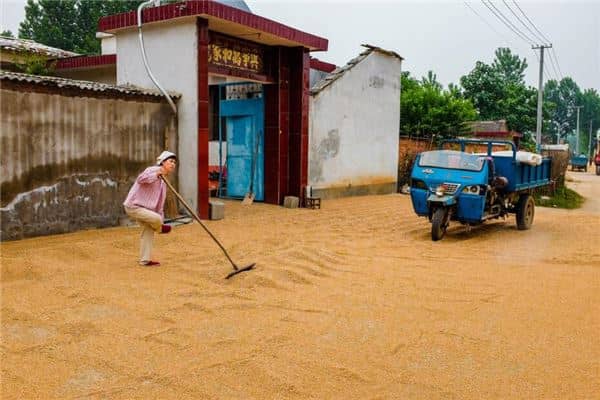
left=217, top=83, right=264, bottom=201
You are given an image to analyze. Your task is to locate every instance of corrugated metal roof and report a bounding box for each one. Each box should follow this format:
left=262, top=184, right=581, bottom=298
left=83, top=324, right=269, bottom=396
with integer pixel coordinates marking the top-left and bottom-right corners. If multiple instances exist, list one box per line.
left=0, top=71, right=181, bottom=99
left=310, top=44, right=403, bottom=95
left=0, top=36, right=78, bottom=58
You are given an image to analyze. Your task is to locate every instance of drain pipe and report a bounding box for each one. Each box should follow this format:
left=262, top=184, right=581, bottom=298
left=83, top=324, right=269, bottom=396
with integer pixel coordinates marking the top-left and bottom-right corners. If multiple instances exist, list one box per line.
left=137, top=0, right=177, bottom=114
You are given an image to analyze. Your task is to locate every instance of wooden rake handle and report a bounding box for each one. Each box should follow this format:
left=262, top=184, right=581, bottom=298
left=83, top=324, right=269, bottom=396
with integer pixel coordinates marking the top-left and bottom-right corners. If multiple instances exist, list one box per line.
left=160, top=175, right=238, bottom=269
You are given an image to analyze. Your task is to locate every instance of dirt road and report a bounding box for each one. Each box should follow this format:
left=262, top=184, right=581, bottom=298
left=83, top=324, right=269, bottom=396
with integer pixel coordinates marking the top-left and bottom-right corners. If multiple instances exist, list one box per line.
left=2, top=171, right=599, bottom=399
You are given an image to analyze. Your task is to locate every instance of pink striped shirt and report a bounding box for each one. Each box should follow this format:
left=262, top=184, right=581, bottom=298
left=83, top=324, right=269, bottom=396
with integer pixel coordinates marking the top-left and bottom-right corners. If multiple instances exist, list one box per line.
left=123, top=166, right=167, bottom=218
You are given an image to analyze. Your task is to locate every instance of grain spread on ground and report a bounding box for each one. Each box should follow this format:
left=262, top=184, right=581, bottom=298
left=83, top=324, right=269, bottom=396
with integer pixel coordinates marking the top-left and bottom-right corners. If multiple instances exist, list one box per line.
left=2, top=170, right=599, bottom=399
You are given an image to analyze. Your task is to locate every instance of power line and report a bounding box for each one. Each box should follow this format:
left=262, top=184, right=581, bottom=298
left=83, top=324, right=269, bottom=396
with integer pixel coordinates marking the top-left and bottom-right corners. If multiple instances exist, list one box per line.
left=502, top=0, right=545, bottom=45
left=481, top=0, right=536, bottom=45
left=511, top=0, right=564, bottom=81
left=529, top=35, right=559, bottom=81
left=511, top=0, right=552, bottom=44
left=550, top=48, right=564, bottom=80
left=464, top=1, right=513, bottom=47
left=502, top=0, right=561, bottom=80
left=546, top=50, right=561, bottom=81
left=533, top=49, right=556, bottom=82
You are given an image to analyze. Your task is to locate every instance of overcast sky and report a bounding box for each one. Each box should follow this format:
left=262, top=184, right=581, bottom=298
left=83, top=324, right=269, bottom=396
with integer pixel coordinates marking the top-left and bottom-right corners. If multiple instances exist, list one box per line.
left=2, top=0, right=599, bottom=92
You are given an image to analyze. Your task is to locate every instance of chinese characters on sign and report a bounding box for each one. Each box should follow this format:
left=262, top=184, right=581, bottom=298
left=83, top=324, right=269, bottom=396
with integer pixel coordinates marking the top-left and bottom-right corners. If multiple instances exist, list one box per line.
left=208, top=33, right=264, bottom=74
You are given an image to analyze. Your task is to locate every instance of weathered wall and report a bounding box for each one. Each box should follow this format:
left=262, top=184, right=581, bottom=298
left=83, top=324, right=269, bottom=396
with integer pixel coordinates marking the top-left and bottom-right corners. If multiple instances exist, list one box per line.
left=0, top=85, right=177, bottom=241
left=117, top=20, right=198, bottom=208
left=308, top=52, right=401, bottom=199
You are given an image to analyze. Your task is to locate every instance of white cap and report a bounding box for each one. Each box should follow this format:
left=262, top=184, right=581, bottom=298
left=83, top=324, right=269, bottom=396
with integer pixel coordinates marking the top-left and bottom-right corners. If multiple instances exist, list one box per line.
left=156, top=150, right=176, bottom=165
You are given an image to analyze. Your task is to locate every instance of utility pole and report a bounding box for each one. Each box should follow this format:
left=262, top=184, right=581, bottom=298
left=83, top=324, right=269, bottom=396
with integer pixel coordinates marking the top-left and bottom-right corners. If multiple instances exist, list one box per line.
left=533, top=44, right=552, bottom=152
left=574, top=105, right=583, bottom=154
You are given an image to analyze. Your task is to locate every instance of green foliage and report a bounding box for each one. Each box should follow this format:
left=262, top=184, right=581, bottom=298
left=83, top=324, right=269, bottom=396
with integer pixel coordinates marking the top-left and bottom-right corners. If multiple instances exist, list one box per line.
left=534, top=186, right=584, bottom=209
left=15, top=52, right=55, bottom=75
left=460, top=61, right=505, bottom=118
left=460, top=47, right=545, bottom=136
left=544, top=80, right=600, bottom=152
left=519, top=132, right=537, bottom=152
left=579, top=89, right=600, bottom=155
left=544, top=77, right=582, bottom=142
left=1, top=30, right=15, bottom=37
left=18, top=0, right=145, bottom=54
left=492, top=47, right=527, bottom=84
left=401, top=71, right=478, bottom=139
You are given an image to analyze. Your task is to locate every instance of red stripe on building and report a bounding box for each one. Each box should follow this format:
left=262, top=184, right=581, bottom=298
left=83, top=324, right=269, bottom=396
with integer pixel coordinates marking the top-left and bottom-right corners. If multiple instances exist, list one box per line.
left=98, top=0, right=328, bottom=51
left=55, top=54, right=116, bottom=70
left=309, top=57, right=336, bottom=73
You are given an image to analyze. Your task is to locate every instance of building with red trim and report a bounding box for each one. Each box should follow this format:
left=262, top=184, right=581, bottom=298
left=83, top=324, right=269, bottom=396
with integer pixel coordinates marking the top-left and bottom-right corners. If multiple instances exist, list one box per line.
left=53, top=1, right=403, bottom=219
left=468, top=120, right=523, bottom=148
left=63, top=0, right=329, bottom=219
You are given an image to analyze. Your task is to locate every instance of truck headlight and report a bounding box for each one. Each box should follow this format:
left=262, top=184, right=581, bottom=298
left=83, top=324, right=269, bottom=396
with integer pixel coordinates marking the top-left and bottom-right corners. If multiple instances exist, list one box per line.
left=462, top=185, right=482, bottom=195
left=435, top=185, right=446, bottom=196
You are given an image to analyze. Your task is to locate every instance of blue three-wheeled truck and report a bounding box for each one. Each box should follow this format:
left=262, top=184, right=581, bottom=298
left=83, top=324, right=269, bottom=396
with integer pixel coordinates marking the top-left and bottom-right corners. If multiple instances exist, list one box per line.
left=410, top=139, right=551, bottom=241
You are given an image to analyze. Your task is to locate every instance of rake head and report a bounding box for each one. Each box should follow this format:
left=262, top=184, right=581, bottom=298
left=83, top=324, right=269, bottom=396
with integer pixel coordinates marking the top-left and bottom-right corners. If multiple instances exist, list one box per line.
left=225, top=263, right=256, bottom=279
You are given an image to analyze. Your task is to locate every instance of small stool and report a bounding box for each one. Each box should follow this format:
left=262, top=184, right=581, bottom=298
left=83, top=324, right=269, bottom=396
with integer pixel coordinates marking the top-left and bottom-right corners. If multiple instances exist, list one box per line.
left=305, top=197, right=321, bottom=209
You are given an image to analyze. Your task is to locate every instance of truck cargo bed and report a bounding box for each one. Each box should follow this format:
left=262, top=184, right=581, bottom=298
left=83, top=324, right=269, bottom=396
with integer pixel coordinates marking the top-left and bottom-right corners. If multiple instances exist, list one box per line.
left=493, top=155, right=551, bottom=192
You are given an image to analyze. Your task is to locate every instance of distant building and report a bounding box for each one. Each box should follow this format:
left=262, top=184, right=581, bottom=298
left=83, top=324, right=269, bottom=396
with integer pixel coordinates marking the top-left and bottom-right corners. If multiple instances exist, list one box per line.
left=0, top=36, right=77, bottom=72
left=467, top=120, right=522, bottom=147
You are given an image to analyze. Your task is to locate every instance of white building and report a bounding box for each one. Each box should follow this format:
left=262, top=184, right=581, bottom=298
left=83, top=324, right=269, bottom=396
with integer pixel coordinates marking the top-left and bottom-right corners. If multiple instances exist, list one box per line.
left=309, top=45, right=403, bottom=199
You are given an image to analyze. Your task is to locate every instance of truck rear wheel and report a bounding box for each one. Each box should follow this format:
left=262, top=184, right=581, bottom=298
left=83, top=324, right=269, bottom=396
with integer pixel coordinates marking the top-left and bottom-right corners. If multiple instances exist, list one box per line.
left=431, top=208, right=449, bottom=241
left=516, top=194, right=534, bottom=230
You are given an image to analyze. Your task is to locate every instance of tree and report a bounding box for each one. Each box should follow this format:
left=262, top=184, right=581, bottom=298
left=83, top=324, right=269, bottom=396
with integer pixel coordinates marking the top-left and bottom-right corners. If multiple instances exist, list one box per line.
left=401, top=71, right=478, bottom=139
left=492, top=47, right=527, bottom=85
left=19, top=0, right=144, bottom=54
left=544, top=77, right=582, bottom=142
left=460, top=61, right=505, bottom=119
left=1, top=30, right=14, bottom=37
left=19, top=0, right=79, bottom=51
left=579, top=88, right=600, bottom=155
left=460, top=47, right=546, bottom=139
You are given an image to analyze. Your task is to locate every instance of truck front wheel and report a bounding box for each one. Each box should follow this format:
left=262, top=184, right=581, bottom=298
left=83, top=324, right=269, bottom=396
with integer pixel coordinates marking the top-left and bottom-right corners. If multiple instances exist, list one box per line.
left=431, top=208, right=450, bottom=241
left=516, top=194, right=535, bottom=230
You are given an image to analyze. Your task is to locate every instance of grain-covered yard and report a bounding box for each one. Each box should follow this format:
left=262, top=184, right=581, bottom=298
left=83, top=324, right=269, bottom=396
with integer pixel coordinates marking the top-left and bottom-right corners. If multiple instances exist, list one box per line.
left=2, top=171, right=599, bottom=399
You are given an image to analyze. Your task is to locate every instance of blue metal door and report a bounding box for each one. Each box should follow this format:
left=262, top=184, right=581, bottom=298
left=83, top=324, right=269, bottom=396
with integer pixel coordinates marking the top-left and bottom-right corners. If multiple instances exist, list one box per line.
left=220, top=95, right=264, bottom=200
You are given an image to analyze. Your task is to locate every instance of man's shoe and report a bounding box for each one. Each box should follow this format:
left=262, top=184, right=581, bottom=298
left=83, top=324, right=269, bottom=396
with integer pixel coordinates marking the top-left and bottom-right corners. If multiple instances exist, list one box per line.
left=140, top=260, right=161, bottom=266
left=160, top=224, right=172, bottom=234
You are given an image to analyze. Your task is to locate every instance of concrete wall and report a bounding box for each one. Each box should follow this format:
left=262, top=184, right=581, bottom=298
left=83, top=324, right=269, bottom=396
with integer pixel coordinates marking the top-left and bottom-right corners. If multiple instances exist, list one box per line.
left=101, top=35, right=116, bottom=54
left=116, top=20, right=198, bottom=208
left=308, top=52, right=401, bottom=198
left=0, top=85, right=177, bottom=241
